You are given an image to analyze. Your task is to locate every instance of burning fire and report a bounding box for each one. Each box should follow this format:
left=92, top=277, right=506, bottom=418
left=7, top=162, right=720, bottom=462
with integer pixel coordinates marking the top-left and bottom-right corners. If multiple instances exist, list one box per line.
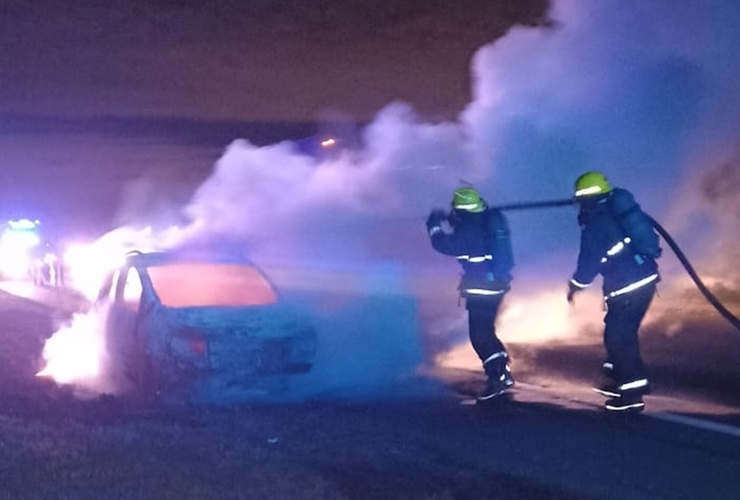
left=35, top=224, right=179, bottom=392
left=36, top=310, right=108, bottom=385
left=62, top=225, right=183, bottom=300
left=35, top=235, right=132, bottom=384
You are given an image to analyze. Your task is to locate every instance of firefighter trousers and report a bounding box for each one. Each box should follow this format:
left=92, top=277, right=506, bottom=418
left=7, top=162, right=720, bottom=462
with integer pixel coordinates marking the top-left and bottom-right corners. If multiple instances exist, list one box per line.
left=603, top=282, right=656, bottom=385
left=466, top=294, right=507, bottom=376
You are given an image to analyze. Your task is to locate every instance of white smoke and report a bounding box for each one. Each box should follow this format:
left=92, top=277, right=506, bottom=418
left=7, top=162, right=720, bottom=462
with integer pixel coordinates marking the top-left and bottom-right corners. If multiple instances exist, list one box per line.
left=171, top=0, right=740, bottom=390
left=459, top=0, right=740, bottom=344
left=43, top=0, right=740, bottom=398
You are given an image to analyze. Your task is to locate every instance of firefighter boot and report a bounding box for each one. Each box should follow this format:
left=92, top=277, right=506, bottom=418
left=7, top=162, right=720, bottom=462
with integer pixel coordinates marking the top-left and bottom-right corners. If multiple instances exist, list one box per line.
left=477, top=353, right=514, bottom=402
left=605, top=392, right=645, bottom=412
left=592, top=361, right=620, bottom=398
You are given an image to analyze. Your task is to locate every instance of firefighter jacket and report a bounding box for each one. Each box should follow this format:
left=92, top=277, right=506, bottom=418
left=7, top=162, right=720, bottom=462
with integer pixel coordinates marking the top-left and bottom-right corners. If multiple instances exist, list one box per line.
left=428, top=208, right=514, bottom=297
left=571, top=189, right=660, bottom=301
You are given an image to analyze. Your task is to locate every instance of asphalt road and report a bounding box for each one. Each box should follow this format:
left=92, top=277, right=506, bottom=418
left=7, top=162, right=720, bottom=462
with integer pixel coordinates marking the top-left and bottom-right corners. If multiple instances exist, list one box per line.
left=0, top=283, right=739, bottom=499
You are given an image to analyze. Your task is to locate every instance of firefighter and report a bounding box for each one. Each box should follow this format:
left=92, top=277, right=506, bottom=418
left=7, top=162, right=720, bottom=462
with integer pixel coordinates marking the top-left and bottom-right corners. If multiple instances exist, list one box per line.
left=567, top=171, right=661, bottom=412
left=426, top=187, right=515, bottom=401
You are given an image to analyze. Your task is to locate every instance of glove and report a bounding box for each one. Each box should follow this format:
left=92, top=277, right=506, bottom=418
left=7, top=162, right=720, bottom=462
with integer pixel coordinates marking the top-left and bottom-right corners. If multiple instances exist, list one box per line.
left=567, top=281, right=582, bottom=304
left=426, top=209, right=448, bottom=231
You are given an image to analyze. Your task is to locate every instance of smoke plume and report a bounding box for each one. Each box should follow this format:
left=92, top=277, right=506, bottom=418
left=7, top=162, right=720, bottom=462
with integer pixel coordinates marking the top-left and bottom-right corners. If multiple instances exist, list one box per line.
left=171, top=0, right=740, bottom=392
left=44, top=0, right=740, bottom=399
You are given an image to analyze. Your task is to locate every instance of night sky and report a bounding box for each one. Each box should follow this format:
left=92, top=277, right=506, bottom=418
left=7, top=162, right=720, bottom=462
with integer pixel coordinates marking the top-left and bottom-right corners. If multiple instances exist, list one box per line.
left=2, top=0, right=548, bottom=120
left=0, top=0, right=547, bottom=238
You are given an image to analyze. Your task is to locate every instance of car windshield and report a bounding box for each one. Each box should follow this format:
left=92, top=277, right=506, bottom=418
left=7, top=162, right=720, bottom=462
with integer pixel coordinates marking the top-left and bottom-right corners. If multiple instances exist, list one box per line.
left=147, top=262, right=278, bottom=307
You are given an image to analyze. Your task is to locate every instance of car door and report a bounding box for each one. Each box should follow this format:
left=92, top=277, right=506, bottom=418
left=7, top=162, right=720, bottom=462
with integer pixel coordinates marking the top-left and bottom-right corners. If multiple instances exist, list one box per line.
left=108, top=265, right=144, bottom=377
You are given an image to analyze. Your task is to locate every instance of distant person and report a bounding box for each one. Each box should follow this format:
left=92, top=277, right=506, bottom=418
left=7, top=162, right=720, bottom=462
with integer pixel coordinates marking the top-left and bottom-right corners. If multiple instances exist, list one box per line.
left=567, top=171, right=662, bottom=412
left=426, top=187, right=515, bottom=401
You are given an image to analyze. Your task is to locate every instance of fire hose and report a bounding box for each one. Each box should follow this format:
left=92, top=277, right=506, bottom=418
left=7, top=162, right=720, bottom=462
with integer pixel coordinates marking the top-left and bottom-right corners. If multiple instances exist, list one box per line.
left=489, top=198, right=740, bottom=331
left=647, top=216, right=740, bottom=331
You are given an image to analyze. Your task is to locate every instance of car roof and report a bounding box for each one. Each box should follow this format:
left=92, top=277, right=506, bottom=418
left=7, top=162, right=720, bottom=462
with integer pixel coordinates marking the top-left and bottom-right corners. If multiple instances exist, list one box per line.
left=124, top=249, right=257, bottom=268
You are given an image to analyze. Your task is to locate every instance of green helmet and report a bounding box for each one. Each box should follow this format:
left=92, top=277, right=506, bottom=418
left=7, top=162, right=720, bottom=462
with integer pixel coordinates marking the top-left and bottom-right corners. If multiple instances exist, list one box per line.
left=574, top=171, right=613, bottom=198
left=452, top=187, right=485, bottom=212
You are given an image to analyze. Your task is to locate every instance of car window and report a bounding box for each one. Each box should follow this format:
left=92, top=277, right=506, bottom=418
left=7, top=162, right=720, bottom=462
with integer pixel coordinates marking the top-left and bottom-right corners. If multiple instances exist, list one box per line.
left=121, top=267, right=143, bottom=311
left=97, top=272, right=114, bottom=303
left=147, top=262, right=278, bottom=308
left=109, top=270, right=121, bottom=302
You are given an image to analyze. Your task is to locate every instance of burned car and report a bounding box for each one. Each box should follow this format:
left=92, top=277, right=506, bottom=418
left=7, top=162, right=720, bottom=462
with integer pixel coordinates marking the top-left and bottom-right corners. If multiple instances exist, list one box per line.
left=97, top=250, right=317, bottom=401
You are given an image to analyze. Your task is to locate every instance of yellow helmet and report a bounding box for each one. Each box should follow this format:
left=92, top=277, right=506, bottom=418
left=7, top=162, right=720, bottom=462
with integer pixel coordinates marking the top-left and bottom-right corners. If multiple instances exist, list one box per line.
left=574, top=171, right=613, bottom=198
left=452, top=187, right=485, bottom=212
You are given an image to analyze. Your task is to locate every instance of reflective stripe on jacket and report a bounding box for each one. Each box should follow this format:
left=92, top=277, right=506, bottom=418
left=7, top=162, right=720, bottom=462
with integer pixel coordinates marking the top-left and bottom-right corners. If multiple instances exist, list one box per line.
left=571, top=190, right=660, bottom=299
left=428, top=208, right=514, bottom=294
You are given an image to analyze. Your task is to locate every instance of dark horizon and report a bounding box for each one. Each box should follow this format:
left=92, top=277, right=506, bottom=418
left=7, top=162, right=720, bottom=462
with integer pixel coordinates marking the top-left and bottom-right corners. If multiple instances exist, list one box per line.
left=0, top=113, right=319, bottom=148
